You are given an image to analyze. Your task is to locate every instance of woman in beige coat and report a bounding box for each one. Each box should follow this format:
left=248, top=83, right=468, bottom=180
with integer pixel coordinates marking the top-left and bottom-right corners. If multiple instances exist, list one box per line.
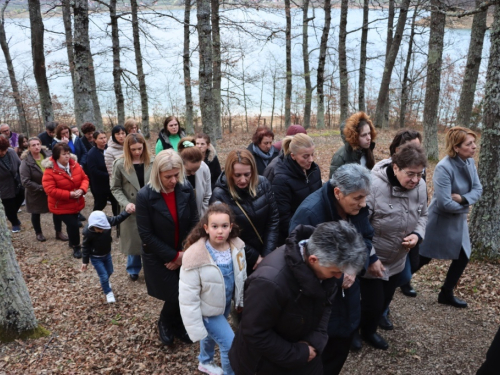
left=111, top=133, right=153, bottom=281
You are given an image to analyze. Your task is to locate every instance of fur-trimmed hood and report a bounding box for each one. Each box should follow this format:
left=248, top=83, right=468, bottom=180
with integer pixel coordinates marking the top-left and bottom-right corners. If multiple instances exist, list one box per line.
left=53, top=133, right=79, bottom=144
left=20, top=146, right=50, bottom=161
left=41, top=154, right=78, bottom=169
left=205, top=143, right=217, bottom=163
left=182, top=237, right=245, bottom=270
left=343, top=112, right=377, bottom=150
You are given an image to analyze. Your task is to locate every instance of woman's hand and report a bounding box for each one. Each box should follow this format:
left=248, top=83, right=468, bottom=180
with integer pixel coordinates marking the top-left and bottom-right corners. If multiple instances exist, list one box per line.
left=81, top=264, right=88, bottom=272
left=342, top=273, right=356, bottom=289
left=253, top=255, right=263, bottom=270
left=368, top=260, right=386, bottom=278
left=125, top=203, right=136, bottom=213
left=61, top=136, right=69, bottom=144
left=451, top=193, right=462, bottom=203
left=70, top=191, right=78, bottom=199
left=165, top=252, right=184, bottom=270
left=402, top=234, right=419, bottom=250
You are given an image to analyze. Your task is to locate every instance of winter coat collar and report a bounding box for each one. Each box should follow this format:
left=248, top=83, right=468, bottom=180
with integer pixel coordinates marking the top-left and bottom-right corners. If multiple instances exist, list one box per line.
left=107, top=137, right=123, bottom=151
left=53, top=133, right=79, bottom=144
left=115, top=157, right=153, bottom=193
left=205, top=144, right=217, bottom=163
left=149, top=182, right=192, bottom=222
left=372, top=158, right=424, bottom=197
left=20, top=147, right=50, bottom=162
left=279, top=154, right=320, bottom=181
left=182, top=237, right=245, bottom=270
left=41, top=154, right=78, bottom=170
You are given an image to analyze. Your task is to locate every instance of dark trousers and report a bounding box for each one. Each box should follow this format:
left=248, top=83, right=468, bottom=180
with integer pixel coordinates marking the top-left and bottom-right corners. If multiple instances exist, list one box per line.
left=322, top=334, right=353, bottom=375
left=160, top=300, right=184, bottom=331
left=54, top=213, right=80, bottom=247
left=418, top=248, right=469, bottom=290
left=3, top=189, right=25, bottom=226
left=31, top=213, right=62, bottom=234
left=93, top=190, right=118, bottom=213
left=360, top=272, right=401, bottom=335
left=477, top=325, right=500, bottom=375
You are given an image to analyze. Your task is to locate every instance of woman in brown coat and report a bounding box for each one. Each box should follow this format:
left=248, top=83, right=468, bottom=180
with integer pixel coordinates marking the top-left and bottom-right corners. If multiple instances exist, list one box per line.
left=20, top=137, right=66, bottom=242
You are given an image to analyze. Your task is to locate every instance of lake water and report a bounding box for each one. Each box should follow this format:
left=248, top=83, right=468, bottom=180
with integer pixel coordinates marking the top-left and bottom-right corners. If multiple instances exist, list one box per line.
left=0, top=6, right=490, bottom=119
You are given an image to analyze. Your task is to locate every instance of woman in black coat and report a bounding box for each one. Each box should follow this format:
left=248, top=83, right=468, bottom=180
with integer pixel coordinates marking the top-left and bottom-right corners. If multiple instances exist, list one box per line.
left=136, top=149, right=198, bottom=346
left=266, top=133, right=322, bottom=246
left=87, top=131, right=113, bottom=211
left=210, top=149, right=279, bottom=275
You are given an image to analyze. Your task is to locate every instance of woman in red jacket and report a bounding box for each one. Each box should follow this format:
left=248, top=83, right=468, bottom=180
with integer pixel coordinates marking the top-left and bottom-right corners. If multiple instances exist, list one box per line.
left=42, top=143, right=89, bottom=258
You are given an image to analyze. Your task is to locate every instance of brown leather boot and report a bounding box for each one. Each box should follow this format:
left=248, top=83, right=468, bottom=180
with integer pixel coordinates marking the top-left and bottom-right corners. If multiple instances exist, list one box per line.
left=36, top=233, right=47, bottom=242
left=56, top=231, right=69, bottom=241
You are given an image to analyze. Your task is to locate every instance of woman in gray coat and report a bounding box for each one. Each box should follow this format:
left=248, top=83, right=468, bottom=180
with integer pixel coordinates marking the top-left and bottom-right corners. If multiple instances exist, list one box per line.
left=418, top=127, right=482, bottom=308
left=111, top=133, right=153, bottom=281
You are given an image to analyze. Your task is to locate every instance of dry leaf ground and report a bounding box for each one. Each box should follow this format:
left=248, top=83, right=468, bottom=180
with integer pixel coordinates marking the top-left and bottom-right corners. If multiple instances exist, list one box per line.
left=1, top=127, right=498, bottom=374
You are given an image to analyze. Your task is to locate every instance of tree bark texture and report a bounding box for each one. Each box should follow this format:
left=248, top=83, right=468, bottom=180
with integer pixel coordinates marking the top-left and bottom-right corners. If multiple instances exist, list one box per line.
left=422, top=0, right=445, bottom=160
left=316, top=0, right=331, bottom=130
left=197, top=0, right=217, bottom=144
left=0, top=0, right=28, bottom=133
left=73, top=0, right=96, bottom=126
left=211, top=0, right=222, bottom=139
left=183, top=0, right=194, bottom=134
left=0, top=199, right=38, bottom=341
left=27, top=0, right=54, bottom=124
left=358, top=0, right=369, bottom=113
left=470, top=5, right=500, bottom=260
left=285, top=0, right=292, bottom=129
left=374, top=0, right=410, bottom=128
left=381, top=0, right=395, bottom=128
left=302, top=0, right=312, bottom=129
left=456, top=0, right=487, bottom=128
left=62, top=0, right=83, bottom=126
left=131, top=0, right=150, bottom=138
left=339, top=0, right=349, bottom=124
left=110, top=0, right=125, bottom=126
left=88, top=47, right=103, bottom=129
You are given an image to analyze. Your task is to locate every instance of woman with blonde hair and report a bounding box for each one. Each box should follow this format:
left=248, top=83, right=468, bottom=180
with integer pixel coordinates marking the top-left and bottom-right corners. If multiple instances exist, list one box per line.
left=178, top=136, right=212, bottom=217
left=210, top=149, right=279, bottom=274
left=124, top=118, right=139, bottom=134
left=136, top=149, right=198, bottom=346
left=418, top=126, right=482, bottom=308
left=111, top=133, right=153, bottom=281
left=267, top=133, right=322, bottom=245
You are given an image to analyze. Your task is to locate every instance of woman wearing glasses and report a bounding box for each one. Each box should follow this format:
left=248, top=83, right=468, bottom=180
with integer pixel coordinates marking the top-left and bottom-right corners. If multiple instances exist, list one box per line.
left=360, top=143, right=428, bottom=350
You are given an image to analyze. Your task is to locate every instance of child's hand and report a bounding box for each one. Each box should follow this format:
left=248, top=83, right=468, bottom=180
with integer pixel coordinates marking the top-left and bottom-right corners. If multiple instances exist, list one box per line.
left=125, top=203, right=135, bottom=213
left=81, top=263, right=88, bottom=272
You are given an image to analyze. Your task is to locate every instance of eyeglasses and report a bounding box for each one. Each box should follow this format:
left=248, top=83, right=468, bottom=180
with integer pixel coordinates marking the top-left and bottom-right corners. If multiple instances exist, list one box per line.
left=401, top=169, right=424, bottom=179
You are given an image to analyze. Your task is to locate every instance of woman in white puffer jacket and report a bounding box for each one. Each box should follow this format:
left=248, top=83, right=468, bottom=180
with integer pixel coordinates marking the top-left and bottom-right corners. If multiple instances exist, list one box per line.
left=180, top=203, right=246, bottom=375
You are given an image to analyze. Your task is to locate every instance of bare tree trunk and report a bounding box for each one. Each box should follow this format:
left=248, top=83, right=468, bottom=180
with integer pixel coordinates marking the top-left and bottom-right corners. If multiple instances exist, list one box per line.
left=285, top=0, right=292, bottom=129
left=27, top=0, right=53, bottom=124
left=0, top=200, right=49, bottom=343
left=316, top=0, right=331, bottom=130
left=131, top=0, right=150, bottom=138
left=110, top=0, right=125, bottom=126
left=0, top=0, right=28, bottom=133
left=73, top=0, right=96, bottom=125
left=88, top=47, right=103, bottom=129
left=422, top=0, right=445, bottom=160
left=302, top=0, right=313, bottom=129
left=61, top=0, right=82, bottom=126
left=399, top=2, right=419, bottom=128
left=197, top=0, right=217, bottom=143
left=374, top=0, right=410, bottom=129
left=339, top=0, right=349, bottom=123
left=381, top=0, right=395, bottom=128
left=183, top=0, right=194, bottom=134
left=271, top=66, right=277, bottom=130
left=358, top=0, right=369, bottom=112
left=211, top=0, right=222, bottom=139
left=242, top=57, right=249, bottom=133
left=456, top=0, right=487, bottom=128
left=470, top=4, right=500, bottom=259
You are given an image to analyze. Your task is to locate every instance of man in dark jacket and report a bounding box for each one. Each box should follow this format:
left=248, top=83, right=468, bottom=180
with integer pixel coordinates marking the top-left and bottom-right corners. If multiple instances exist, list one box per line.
left=38, top=122, right=57, bottom=151
left=229, top=222, right=367, bottom=375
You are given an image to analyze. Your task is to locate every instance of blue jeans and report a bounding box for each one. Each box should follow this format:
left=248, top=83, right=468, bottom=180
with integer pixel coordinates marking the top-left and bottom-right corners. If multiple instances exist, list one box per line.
left=126, top=255, right=142, bottom=275
left=383, top=256, right=412, bottom=318
left=90, top=253, right=114, bottom=294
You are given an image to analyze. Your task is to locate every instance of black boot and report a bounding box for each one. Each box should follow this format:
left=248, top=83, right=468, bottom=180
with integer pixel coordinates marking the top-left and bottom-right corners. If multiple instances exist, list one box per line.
left=361, top=331, right=389, bottom=350
left=378, top=314, right=394, bottom=331
left=72, top=246, right=82, bottom=259
left=350, top=330, right=362, bottom=351
left=438, top=287, right=467, bottom=308
left=172, top=325, right=193, bottom=344
left=400, top=282, right=417, bottom=297
left=158, top=320, right=174, bottom=346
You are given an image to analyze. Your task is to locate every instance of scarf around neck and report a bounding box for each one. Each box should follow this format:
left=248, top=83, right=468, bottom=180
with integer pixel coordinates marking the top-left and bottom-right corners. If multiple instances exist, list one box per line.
left=252, top=144, right=275, bottom=166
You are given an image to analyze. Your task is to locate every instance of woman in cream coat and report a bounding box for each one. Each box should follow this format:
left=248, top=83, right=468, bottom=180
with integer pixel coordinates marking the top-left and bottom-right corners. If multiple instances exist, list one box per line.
left=111, top=133, right=153, bottom=280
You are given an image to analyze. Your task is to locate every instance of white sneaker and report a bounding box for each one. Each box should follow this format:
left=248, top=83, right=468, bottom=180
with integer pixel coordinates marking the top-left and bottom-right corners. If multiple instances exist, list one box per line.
left=198, top=362, right=223, bottom=375
left=106, top=291, right=116, bottom=303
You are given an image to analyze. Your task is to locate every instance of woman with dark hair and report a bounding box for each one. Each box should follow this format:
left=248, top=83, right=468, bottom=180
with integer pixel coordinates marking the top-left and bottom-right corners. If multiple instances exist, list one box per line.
left=16, top=134, right=29, bottom=158
left=81, top=122, right=96, bottom=152
left=111, top=133, right=153, bottom=281
left=136, top=149, right=198, bottom=346
left=87, top=131, right=112, bottom=211
left=210, top=149, right=279, bottom=274
left=247, top=126, right=279, bottom=175
left=105, top=125, right=127, bottom=177
left=362, top=143, right=428, bottom=350
left=52, top=124, right=88, bottom=170
left=20, top=137, right=66, bottom=242
left=195, top=133, right=221, bottom=190
left=418, top=127, right=482, bottom=308
left=155, top=116, right=186, bottom=153
left=42, top=142, right=89, bottom=258
left=329, top=112, right=377, bottom=177
left=0, top=135, right=24, bottom=233
left=178, top=136, right=212, bottom=217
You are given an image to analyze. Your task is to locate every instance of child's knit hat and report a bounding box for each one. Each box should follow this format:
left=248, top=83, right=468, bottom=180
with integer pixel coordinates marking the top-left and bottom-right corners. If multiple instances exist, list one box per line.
left=88, top=211, right=111, bottom=230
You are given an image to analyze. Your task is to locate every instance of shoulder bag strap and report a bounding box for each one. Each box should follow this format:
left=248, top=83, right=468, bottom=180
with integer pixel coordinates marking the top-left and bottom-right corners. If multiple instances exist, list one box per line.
left=234, top=199, right=263, bottom=245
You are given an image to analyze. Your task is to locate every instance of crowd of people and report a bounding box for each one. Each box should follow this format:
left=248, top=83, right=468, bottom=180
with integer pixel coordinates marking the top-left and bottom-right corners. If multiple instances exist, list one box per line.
left=0, top=114, right=496, bottom=375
